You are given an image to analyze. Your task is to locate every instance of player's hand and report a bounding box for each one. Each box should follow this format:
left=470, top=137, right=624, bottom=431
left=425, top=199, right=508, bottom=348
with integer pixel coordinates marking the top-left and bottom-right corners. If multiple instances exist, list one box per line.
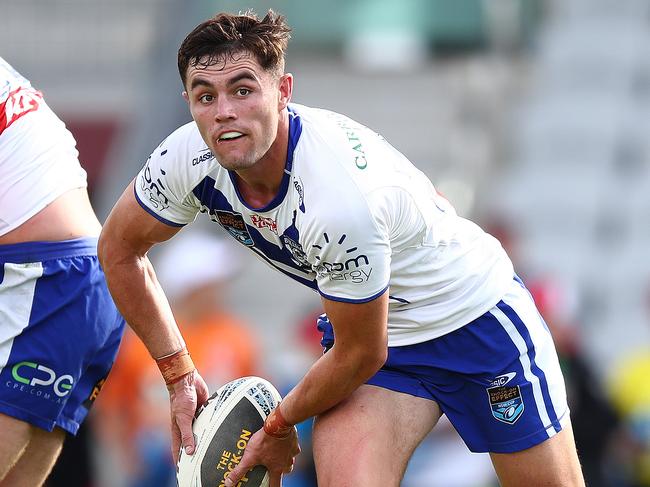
left=167, top=369, right=210, bottom=464
left=224, top=426, right=300, bottom=487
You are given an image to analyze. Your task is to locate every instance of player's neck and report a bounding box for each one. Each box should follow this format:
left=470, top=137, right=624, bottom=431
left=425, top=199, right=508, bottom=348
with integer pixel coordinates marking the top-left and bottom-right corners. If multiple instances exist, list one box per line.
left=234, top=111, right=289, bottom=208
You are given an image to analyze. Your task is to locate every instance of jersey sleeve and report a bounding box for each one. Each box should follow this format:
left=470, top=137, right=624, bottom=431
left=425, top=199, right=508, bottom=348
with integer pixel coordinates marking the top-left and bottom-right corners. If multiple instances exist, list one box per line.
left=134, top=125, right=203, bottom=227
left=311, top=198, right=391, bottom=303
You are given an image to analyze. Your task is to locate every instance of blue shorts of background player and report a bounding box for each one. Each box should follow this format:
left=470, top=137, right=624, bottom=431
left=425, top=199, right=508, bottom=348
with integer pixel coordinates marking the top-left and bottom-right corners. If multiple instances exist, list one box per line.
left=0, top=238, right=125, bottom=434
left=318, top=276, right=570, bottom=454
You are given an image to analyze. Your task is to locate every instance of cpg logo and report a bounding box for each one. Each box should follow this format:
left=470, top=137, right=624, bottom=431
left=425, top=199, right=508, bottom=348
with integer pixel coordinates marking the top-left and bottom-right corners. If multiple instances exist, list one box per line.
left=12, top=362, right=74, bottom=397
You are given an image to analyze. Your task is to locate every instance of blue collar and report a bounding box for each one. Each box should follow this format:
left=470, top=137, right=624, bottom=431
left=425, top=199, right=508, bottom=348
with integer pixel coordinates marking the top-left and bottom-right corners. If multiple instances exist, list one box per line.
left=228, top=105, right=302, bottom=212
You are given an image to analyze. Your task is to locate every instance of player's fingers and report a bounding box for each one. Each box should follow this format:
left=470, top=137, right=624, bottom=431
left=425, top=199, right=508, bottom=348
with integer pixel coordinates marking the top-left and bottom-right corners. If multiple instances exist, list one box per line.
left=176, top=411, right=196, bottom=455
left=282, top=457, right=295, bottom=473
left=196, top=375, right=210, bottom=405
left=171, top=420, right=182, bottom=464
left=223, top=461, right=252, bottom=487
left=268, top=472, right=282, bottom=487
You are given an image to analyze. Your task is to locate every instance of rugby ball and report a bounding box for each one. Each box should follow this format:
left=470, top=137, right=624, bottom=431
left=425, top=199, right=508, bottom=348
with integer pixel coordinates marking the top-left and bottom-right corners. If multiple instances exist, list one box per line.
left=177, top=376, right=282, bottom=487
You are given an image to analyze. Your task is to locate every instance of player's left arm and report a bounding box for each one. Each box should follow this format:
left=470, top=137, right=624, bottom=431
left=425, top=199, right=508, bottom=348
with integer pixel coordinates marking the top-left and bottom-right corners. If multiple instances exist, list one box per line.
left=225, top=292, right=388, bottom=487
left=281, top=292, right=389, bottom=422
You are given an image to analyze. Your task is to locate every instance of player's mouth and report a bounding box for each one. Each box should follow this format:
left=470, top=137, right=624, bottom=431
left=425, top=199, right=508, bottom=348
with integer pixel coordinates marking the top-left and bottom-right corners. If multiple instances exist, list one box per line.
left=216, top=131, right=245, bottom=143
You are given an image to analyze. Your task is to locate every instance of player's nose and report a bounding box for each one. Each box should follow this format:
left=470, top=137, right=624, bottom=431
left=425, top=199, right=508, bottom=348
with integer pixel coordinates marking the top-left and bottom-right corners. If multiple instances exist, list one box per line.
left=214, top=96, right=236, bottom=122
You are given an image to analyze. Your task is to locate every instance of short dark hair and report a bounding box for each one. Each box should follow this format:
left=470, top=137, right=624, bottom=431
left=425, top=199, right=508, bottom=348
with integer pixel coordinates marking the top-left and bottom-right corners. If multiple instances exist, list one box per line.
left=178, top=9, right=291, bottom=87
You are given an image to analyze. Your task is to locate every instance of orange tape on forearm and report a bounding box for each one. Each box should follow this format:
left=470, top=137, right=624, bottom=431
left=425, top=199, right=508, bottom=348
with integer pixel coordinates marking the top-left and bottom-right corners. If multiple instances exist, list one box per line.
left=155, top=348, right=195, bottom=385
left=263, top=404, right=293, bottom=438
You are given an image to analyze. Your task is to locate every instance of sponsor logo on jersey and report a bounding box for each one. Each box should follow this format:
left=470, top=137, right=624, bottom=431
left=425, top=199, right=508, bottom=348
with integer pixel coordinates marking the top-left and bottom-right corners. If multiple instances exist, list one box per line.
left=192, top=148, right=214, bottom=166
left=293, top=177, right=305, bottom=213
left=328, top=113, right=369, bottom=170
left=140, top=160, right=171, bottom=211
left=328, top=268, right=373, bottom=284
left=0, top=87, right=43, bottom=136
left=312, top=233, right=372, bottom=283
left=250, top=214, right=278, bottom=235
left=11, top=361, right=74, bottom=397
left=215, top=210, right=254, bottom=246
left=317, top=253, right=370, bottom=274
left=487, top=374, right=524, bottom=424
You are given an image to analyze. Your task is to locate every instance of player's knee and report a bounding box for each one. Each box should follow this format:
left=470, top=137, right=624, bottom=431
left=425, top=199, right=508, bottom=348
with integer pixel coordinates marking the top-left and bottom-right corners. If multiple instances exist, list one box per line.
left=491, top=429, right=585, bottom=487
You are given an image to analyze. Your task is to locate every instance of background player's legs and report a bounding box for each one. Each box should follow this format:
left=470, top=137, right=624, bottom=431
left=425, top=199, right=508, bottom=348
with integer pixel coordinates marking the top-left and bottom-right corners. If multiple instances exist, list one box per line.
left=312, top=384, right=440, bottom=487
left=490, top=423, right=585, bottom=487
left=0, top=414, right=65, bottom=487
left=0, top=414, right=31, bottom=480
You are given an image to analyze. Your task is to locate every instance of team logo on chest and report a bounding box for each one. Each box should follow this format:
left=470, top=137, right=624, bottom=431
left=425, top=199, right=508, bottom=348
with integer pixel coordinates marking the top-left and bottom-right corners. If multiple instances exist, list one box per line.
left=486, top=373, right=524, bottom=424
left=250, top=214, right=278, bottom=235
left=281, top=235, right=311, bottom=271
left=215, top=210, right=254, bottom=247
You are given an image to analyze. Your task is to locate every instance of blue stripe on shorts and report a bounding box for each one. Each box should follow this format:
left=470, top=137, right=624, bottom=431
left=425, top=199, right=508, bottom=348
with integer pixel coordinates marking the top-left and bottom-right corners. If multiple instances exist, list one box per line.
left=319, top=277, right=570, bottom=453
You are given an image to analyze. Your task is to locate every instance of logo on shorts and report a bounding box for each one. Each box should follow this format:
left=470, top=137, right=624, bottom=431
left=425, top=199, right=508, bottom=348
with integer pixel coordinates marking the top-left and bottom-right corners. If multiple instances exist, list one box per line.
left=487, top=373, right=524, bottom=424
left=11, top=361, right=74, bottom=397
left=490, top=372, right=516, bottom=387
left=83, top=376, right=107, bottom=409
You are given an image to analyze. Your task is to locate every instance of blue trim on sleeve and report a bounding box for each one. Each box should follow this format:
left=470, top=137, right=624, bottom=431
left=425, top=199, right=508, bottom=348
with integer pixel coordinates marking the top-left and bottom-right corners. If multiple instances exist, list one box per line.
left=318, top=285, right=388, bottom=304
left=133, top=185, right=185, bottom=228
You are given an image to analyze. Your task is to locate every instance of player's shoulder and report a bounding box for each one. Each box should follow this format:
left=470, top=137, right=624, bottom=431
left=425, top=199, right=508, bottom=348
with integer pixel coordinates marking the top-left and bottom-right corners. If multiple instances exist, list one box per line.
left=0, top=57, right=31, bottom=92
left=291, top=103, right=399, bottom=181
left=293, top=105, right=400, bottom=205
left=138, top=120, right=220, bottom=210
left=290, top=103, right=366, bottom=147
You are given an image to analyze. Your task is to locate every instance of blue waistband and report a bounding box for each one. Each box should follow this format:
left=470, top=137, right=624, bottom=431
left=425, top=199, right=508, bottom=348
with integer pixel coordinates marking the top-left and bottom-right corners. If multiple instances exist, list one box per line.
left=0, top=237, right=98, bottom=263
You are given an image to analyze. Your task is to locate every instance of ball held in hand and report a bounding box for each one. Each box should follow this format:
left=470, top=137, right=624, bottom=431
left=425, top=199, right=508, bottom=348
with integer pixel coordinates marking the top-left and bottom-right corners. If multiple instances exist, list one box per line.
left=177, top=376, right=282, bottom=487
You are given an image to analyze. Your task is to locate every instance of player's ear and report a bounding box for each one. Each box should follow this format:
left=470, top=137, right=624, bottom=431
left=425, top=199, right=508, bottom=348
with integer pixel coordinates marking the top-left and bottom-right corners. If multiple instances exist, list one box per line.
left=278, top=73, right=293, bottom=111
left=182, top=91, right=189, bottom=103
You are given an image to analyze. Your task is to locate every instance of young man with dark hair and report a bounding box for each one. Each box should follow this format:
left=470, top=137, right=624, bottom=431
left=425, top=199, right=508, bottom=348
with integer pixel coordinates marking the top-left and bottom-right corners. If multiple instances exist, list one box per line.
left=99, top=10, right=585, bottom=487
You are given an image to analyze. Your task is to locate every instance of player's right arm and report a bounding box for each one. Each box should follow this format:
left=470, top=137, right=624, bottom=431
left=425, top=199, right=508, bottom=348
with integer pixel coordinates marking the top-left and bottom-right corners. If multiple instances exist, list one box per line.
left=98, top=180, right=209, bottom=461
left=99, top=179, right=183, bottom=357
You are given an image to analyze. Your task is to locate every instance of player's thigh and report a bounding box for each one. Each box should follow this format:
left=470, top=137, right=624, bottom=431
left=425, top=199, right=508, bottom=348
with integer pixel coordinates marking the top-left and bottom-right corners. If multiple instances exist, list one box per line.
left=312, top=384, right=441, bottom=487
left=0, top=413, right=32, bottom=480
left=490, top=423, right=585, bottom=487
left=0, top=424, right=65, bottom=487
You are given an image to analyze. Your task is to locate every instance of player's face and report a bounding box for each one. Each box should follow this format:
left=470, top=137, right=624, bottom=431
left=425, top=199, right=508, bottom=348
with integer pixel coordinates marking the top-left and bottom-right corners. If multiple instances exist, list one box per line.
left=183, top=52, right=292, bottom=171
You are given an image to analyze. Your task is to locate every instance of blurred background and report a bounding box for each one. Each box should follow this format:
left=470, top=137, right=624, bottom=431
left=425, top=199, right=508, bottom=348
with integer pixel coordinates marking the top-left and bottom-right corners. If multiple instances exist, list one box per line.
left=3, top=0, right=650, bottom=485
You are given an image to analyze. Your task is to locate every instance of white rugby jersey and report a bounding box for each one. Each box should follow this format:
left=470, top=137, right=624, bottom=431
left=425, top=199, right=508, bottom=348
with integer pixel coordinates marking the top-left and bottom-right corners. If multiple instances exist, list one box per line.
left=0, top=57, right=87, bottom=236
left=135, top=103, right=514, bottom=345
